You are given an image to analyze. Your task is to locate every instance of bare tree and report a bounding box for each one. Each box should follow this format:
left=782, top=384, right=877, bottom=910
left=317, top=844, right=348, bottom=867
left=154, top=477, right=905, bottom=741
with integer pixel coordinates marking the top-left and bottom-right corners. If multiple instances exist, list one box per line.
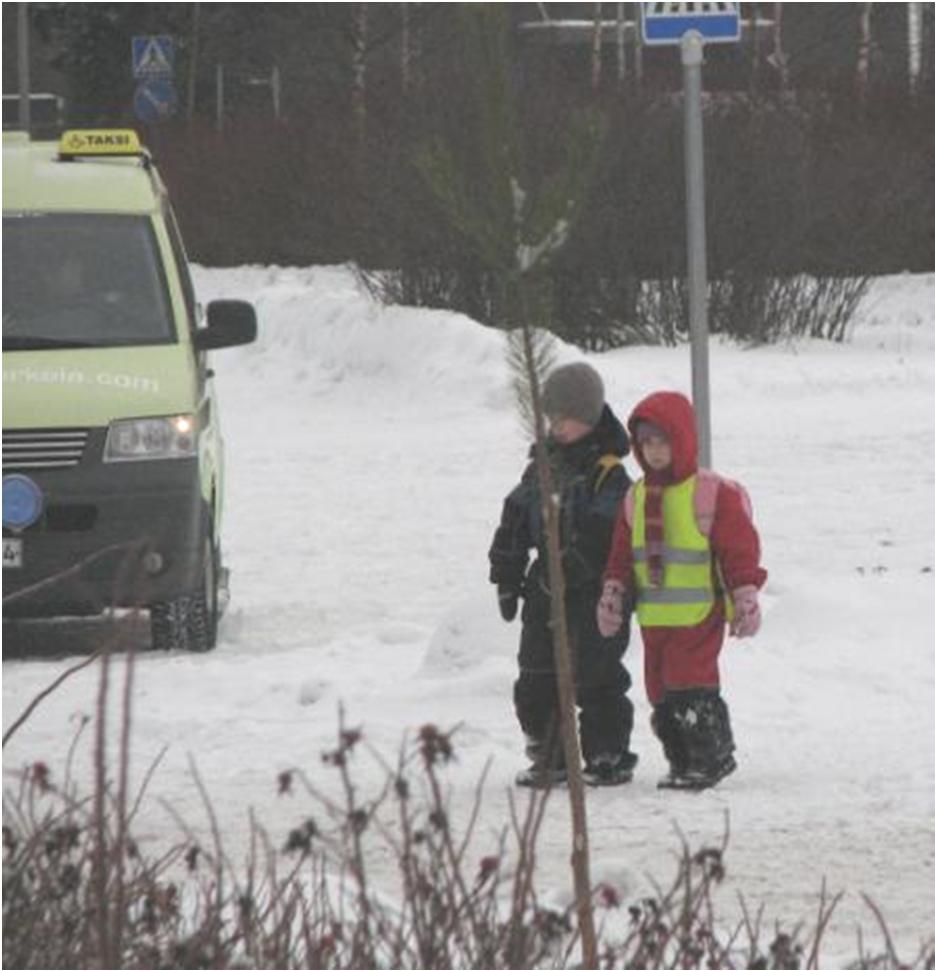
left=401, top=1, right=412, bottom=94
left=616, top=1, right=627, bottom=85
left=908, top=1, right=923, bottom=98
left=186, top=1, right=200, bottom=123
left=591, top=2, right=603, bottom=92
left=856, top=2, right=872, bottom=110
left=771, top=2, right=790, bottom=91
left=352, top=3, right=368, bottom=141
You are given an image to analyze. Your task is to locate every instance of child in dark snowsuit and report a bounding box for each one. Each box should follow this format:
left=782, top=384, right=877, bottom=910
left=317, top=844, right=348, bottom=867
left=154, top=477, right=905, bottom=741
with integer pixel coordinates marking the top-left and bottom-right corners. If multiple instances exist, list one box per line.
left=597, top=391, right=767, bottom=790
left=489, top=363, right=637, bottom=788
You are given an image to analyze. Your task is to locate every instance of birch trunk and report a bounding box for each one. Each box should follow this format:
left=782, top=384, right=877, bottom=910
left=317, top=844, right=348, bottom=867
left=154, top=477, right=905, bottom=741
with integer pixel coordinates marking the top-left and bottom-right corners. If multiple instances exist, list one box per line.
left=401, top=2, right=411, bottom=95
left=616, top=2, right=626, bottom=85
left=773, top=2, right=789, bottom=91
left=591, top=2, right=603, bottom=93
left=908, top=2, right=922, bottom=98
left=856, top=2, right=872, bottom=110
left=352, top=3, right=368, bottom=141
left=187, top=1, right=200, bottom=123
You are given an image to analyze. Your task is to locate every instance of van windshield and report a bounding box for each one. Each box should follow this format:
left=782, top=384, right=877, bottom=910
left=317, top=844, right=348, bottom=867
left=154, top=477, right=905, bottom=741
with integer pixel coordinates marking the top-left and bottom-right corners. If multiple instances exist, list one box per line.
left=2, top=213, right=176, bottom=350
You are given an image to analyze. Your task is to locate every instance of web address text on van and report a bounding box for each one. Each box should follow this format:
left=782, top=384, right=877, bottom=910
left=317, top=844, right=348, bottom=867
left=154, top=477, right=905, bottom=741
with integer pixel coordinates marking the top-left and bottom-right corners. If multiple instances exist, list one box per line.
left=3, top=365, right=161, bottom=394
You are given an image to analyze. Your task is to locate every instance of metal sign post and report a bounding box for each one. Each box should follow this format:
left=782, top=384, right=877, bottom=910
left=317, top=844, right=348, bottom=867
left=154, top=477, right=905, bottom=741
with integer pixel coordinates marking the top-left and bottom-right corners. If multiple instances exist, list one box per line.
left=642, top=3, right=741, bottom=467
left=681, top=29, right=711, bottom=468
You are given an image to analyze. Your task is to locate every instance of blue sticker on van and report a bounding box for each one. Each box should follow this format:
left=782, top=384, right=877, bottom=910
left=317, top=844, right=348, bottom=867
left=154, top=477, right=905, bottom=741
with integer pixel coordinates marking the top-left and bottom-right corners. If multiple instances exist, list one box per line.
left=3, top=474, right=44, bottom=530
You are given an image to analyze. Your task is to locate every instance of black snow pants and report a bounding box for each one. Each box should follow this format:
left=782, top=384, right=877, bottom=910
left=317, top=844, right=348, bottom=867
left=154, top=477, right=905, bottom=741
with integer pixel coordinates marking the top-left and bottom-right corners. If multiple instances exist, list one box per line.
left=513, top=576, right=634, bottom=767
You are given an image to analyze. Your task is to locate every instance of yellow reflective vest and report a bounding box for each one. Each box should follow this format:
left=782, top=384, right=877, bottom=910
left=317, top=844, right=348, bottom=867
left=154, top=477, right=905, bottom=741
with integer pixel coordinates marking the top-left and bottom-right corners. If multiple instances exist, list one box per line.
left=631, top=475, right=717, bottom=627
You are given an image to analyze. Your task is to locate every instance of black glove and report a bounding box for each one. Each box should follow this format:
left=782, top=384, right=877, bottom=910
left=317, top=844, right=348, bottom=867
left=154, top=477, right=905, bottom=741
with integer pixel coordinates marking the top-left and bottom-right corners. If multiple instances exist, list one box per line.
left=497, top=585, right=520, bottom=622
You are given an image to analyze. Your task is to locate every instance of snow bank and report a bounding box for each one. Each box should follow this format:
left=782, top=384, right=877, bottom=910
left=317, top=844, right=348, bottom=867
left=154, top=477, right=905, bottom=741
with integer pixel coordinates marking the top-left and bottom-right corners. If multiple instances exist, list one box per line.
left=5, top=266, right=935, bottom=969
left=193, top=265, right=518, bottom=408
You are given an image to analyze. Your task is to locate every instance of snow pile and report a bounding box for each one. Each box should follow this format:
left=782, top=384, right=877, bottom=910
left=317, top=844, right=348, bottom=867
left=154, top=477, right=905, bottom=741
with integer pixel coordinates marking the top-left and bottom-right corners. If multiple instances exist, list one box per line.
left=4, top=267, right=935, bottom=968
left=193, top=265, right=518, bottom=410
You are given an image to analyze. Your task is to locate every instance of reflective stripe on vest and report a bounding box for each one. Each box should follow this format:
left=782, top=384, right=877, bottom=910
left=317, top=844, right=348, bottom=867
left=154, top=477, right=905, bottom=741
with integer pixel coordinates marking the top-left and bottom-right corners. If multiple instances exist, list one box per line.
left=632, top=547, right=710, bottom=565
left=632, top=475, right=716, bottom=627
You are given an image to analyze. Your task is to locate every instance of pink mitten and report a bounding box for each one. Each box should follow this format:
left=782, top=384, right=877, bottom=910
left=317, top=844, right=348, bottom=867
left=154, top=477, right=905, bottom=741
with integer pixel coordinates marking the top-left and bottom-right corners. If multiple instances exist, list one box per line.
left=730, top=585, right=761, bottom=638
left=597, top=580, right=626, bottom=637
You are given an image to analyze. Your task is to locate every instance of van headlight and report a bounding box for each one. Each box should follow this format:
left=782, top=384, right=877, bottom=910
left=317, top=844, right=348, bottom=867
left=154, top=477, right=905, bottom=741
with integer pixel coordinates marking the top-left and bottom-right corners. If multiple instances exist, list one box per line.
left=104, top=415, right=196, bottom=462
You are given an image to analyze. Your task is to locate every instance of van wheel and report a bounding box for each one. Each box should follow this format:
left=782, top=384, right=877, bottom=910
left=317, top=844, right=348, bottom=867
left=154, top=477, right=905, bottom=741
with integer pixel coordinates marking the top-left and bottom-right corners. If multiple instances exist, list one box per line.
left=150, top=536, right=219, bottom=652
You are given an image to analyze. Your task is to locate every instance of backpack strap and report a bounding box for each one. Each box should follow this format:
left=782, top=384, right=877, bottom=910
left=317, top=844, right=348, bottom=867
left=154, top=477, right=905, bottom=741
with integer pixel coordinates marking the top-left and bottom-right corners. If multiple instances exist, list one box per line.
left=624, top=481, right=637, bottom=528
left=694, top=469, right=721, bottom=537
left=625, top=470, right=752, bottom=537
left=694, top=468, right=754, bottom=536
left=593, top=453, right=622, bottom=495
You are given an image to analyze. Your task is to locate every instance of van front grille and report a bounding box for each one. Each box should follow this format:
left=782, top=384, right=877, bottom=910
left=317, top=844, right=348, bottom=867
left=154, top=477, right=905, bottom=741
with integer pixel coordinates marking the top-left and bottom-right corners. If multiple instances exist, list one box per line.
left=2, top=428, right=90, bottom=470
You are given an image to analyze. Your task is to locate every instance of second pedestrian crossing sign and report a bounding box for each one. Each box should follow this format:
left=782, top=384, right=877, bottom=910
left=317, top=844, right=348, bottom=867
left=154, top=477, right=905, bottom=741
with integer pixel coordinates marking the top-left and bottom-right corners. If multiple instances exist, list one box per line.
left=642, top=3, right=740, bottom=46
left=132, top=36, right=175, bottom=79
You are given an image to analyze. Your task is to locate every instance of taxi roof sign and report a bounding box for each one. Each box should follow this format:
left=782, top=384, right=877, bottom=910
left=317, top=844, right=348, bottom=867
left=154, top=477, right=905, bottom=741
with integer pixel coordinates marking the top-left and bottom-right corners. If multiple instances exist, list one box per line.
left=58, top=129, right=145, bottom=160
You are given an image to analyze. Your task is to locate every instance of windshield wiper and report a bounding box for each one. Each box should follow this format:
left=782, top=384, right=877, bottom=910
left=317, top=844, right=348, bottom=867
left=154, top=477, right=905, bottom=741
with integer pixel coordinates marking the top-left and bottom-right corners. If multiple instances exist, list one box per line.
left=2, top=336, right=101, bottom=350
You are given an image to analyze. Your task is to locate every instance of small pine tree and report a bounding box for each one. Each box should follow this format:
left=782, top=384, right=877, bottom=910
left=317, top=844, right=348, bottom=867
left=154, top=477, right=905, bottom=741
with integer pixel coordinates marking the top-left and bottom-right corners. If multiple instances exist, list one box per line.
left=414, top=8, right=606, bottom=964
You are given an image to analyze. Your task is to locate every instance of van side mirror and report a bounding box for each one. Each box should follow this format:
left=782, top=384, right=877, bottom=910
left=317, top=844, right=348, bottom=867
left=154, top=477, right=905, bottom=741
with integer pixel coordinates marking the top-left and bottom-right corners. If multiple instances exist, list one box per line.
left=194, top=300, right=257, bottom=351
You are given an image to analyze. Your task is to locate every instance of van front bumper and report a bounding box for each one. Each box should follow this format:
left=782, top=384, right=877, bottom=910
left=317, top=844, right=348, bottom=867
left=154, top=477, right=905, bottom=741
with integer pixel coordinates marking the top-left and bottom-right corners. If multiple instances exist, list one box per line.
left=3, top=439, right=207, bottom=617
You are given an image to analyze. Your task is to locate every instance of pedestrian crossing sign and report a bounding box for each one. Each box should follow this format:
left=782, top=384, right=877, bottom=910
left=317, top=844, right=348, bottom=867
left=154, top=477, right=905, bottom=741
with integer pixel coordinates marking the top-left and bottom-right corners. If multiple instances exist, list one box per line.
left=642, top=2, right=740, bottom=46
left=132, top=35, right=175, bottom=79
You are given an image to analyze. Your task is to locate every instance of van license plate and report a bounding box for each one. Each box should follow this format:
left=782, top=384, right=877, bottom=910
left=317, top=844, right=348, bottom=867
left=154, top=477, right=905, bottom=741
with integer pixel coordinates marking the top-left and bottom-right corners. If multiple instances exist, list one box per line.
left=3, top=538, right=23, bottom=569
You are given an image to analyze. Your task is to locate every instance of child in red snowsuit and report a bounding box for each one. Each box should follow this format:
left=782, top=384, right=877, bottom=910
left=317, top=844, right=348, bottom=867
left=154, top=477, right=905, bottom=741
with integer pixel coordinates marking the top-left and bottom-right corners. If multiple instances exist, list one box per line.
left=597, top=391, right=766, bottom=789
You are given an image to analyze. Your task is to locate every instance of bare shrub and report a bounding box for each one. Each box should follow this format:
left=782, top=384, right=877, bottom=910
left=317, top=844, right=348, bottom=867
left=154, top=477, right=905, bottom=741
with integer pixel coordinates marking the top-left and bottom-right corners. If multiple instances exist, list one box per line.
left=596, top=274, right=871, bottom=348
left=709, top=273, right=872, bottom=344
left=4, top=647, right=931, bottom=969
left=6, top=709, right=934, bottom=968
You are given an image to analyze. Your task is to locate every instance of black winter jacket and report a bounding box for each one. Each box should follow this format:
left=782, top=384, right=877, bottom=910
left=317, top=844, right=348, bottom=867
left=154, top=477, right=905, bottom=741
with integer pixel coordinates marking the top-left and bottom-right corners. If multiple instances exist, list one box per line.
left=488, top=405, right=632, bottom=599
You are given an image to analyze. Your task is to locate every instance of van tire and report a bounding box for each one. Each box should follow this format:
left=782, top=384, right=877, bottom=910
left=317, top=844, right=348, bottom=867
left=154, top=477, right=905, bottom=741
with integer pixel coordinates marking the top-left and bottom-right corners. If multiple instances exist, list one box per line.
left=150, top=535, right=219, bottom=652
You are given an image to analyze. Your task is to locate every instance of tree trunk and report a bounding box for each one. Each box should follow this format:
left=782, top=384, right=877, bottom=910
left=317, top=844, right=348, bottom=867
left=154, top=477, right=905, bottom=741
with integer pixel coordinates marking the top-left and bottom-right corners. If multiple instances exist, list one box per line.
left=750, top=2, right=760, bottom=92
left=518, top=288, right=598, bottom=971
left=856, top=2, right=872, bottom=111
left=187, top=1, right=200, bottom=123
left=634, top=7, right=644, bottom=91
left=352, top=3, right=368, bottom=142
left=591, top=2, right=603, bottom=93
left=908, top=2, right=922, bottom=99
left=772, top=2, right=789, bottom=91
left=401, top=2, right=411, bottom=94
left=616, top=2, right=626, bottom=86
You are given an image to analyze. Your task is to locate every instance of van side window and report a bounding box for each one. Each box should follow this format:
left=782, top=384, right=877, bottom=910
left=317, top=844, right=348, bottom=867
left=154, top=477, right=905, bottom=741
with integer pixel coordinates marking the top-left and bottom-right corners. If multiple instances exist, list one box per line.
left=164, top=204, right=198, bottom=337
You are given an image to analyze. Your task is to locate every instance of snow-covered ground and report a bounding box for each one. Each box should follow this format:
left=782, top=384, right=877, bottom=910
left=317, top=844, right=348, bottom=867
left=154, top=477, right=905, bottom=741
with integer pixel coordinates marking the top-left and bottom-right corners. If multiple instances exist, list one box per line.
left=4, top=266, right=934, bottom=965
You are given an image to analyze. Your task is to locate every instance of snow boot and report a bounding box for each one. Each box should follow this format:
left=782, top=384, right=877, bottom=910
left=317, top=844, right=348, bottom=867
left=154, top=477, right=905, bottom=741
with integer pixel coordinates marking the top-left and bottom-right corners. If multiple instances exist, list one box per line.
left=656, top=690, right=736, bottom=791
left=515, top=733, right=566, bottom=789
left=583, top=751, right=638, bottom=787
left=515, top=764, right=568, bottom=788
left=651, top=699, right=689, bottom=788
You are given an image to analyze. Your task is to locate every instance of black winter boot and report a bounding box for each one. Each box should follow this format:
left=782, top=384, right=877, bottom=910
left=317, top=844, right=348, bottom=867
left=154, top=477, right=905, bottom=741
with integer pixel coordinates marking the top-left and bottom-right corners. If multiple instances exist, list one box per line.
left=657, top=691, right=736, bottom=791
left=651, top=700, right=688, bottom=786
left=583, top=751, right=638, bottom=786
left=515, top=733, right=567, bottom=789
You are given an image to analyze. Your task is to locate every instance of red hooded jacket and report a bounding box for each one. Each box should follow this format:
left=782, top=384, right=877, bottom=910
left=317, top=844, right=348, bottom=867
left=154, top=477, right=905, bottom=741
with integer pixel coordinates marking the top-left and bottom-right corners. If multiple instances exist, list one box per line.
left=603, top=392, right=766, bottom=697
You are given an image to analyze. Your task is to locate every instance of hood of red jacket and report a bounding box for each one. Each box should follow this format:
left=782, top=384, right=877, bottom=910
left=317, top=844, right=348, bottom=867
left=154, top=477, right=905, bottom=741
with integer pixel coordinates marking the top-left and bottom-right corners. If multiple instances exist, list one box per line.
left=628, top=391, right=698, bottom=483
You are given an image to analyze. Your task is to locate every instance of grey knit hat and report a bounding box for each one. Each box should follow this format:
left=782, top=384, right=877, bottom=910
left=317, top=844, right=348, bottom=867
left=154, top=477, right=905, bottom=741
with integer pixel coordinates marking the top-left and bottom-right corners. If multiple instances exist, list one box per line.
left=541, top=363, right=605, bottom=426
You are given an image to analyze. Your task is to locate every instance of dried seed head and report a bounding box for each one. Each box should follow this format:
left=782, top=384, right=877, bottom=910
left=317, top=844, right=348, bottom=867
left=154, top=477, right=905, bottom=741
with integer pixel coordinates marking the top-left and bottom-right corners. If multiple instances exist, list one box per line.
left=418, top=724, right=454, bottom=765
left=348, top=808, right=369, bottom=835
left=32, top=761, right=51, bottom=792
left=597, top=883, right=621, bottom=908
left=476, top=855, right=500, bottom=885
left=340, top=728, right=362, bottom=751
